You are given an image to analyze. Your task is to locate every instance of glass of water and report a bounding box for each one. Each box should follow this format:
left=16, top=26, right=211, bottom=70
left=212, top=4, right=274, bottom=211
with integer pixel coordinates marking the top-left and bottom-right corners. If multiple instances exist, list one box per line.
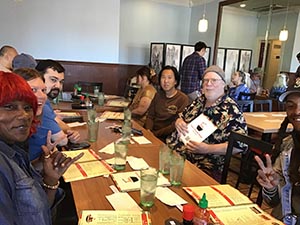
left=140, top=167, right=158, bottom=208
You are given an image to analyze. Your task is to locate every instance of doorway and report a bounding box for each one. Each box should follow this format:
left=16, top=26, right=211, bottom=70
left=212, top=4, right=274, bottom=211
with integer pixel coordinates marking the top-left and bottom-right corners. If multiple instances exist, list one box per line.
left=258, top=40, right=282, bottom=90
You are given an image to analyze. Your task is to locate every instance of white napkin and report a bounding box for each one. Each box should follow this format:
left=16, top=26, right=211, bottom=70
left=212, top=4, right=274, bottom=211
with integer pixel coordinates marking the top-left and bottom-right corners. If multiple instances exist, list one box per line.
left=106, top=192, right=141, bottom=211
left=127, top=156, right=149, bottom=170
left=99, top=142, right=115, bottom=154
left=132, top=136, right=152, bottom=144
left=155, top=186, right=187, bottom=206
left=67, top=122, right=86, bottom=127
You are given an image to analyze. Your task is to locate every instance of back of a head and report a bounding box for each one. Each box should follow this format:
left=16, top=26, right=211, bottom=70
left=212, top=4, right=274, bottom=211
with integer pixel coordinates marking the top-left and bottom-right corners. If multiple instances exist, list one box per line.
left=0, top=45, right=17, bottom=57
left=194, top=41, right=207, bottom=52
left=14, top=68, right=43, bottom=82
left=12, top=53, right=37, bottom=70
left=35, top=59, right=65, bottom=75
left=297, top=52, right=300, bottom=60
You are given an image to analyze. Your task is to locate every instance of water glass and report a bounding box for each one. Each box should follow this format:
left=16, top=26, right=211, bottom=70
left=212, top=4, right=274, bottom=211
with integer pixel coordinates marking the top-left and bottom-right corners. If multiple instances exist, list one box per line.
left=114, top=139, right=129, bottom=171
left=94, top=86, right=100, bottom=96
left=122, top=120, right=132, bottom=139
left=88, top=121, right=99, bottom=142
left=170, top=152, right=185, bottom=186
left=124, top=107, right=132, bottom=121
left=98, top=92, right=105, bottom=106
left=140, top=167, right=158, bottom=208
left=159, top=145, right=171, bottom=175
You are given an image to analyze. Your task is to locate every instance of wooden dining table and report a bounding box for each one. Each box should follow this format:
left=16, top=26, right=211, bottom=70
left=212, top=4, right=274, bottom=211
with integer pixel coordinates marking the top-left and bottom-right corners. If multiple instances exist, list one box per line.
left=243, top=111, right=293, bottom=141
left=67, top=112, right=218, bottom=224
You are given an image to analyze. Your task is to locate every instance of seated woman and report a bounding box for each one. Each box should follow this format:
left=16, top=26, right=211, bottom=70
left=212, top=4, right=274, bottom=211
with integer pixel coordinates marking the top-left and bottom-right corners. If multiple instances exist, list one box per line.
left=129, top=66, right=157, bottom=126
left=14, top=68, right=80, bottom=162
left=145, top=66, right=189, bottom=142
left=166, top=65, right=248, bottom=182
left=0, top=71, right=83, bottom=225
left=228, top=70, right=250, bottom=100
left=269, top=73, right=287, bottom=99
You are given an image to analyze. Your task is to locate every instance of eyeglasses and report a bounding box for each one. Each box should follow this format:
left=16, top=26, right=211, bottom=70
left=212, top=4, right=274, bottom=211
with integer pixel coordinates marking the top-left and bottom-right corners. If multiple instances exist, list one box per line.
left=202, top=78, right=223, bottom=85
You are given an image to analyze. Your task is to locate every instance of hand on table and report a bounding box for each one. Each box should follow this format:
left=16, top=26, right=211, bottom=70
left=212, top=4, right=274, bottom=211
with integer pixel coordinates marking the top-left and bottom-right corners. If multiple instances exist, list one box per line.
left=255, top=154, right=279, bottom=190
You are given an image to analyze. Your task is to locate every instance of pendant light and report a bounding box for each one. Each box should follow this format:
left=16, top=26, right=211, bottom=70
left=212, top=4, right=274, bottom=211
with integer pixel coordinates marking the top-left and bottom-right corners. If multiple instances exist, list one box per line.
left=198, top=0, right=208, bottom=32
left=279, top=2, right=289, bottom=41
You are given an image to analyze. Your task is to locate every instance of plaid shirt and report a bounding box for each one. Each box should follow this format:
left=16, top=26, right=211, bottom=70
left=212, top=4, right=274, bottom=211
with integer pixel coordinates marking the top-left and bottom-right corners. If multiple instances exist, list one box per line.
left=180, top=52, right=207, bottom=94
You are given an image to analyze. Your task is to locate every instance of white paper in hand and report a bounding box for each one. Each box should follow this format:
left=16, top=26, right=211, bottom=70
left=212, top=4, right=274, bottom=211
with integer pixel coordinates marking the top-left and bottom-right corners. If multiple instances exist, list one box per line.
left=179, top=113, right=217, bottom=145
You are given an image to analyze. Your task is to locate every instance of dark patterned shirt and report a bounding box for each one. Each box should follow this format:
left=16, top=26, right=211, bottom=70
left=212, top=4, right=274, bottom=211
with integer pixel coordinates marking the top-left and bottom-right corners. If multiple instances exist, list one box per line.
left=166, top=94, right=248, bottom=181
left=180, top=52, right=207, bottom=94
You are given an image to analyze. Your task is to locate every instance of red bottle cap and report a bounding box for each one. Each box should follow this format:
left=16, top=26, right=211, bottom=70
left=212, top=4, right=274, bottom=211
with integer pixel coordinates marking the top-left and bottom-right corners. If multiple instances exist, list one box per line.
left=183, top=204, right=195, bottom=221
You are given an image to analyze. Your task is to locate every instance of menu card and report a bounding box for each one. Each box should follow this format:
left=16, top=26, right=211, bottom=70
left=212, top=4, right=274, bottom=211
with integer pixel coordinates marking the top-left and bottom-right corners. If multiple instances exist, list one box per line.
left=78, top=210, right=151, bottom=225
left=106, top=100, right=130, bottom=108
left=63, top=149, right=115, bottom=182
left=100, top=111, right=124, bottom=120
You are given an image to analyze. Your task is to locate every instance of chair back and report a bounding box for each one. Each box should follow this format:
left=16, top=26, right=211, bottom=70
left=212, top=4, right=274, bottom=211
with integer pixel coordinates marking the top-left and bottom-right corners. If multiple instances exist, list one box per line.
left=236, top=100, right=254, bottom=112
left=254, top=99, right=272, bottom=112
left=221, top=131, right=273, bottom=206
left=238, top=92, right=256, bottom=100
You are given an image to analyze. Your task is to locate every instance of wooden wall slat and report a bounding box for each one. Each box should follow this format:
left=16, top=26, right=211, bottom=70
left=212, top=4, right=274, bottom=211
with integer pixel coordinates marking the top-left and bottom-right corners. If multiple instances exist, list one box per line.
left=58, top=60, right=143, bottom=96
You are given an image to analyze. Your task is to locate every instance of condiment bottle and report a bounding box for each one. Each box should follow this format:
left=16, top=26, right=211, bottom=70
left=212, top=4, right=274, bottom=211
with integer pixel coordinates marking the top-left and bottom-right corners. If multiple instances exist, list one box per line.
left=183, top=204, right=195, bottom=225
left=193, top=193, right=209, bottom=225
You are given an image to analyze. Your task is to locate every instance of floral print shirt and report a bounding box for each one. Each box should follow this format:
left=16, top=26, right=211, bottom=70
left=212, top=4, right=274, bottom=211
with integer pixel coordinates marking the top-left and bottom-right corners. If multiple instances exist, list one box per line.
left=166, top=94, right=248, bottom=180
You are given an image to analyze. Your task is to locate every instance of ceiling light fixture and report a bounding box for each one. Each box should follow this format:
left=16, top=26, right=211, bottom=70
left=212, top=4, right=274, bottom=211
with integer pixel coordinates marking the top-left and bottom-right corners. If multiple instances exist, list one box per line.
left=279, top=2, right=289, bottom=41
left=240, top=3, right=246, bottom=8
left=198, top=0, right=208, bottom=32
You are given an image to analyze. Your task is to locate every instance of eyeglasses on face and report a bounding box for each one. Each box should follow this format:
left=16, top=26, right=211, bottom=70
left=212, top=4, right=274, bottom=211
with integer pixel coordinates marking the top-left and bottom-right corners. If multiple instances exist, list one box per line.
left=202, top=78, right=223, bottom=85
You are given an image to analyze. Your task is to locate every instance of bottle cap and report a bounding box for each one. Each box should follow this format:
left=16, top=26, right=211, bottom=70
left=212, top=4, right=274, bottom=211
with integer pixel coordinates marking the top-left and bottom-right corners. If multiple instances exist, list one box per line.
left=182, top=204, right=195, bottom=221
left=199, top=193, right=208, bottom=209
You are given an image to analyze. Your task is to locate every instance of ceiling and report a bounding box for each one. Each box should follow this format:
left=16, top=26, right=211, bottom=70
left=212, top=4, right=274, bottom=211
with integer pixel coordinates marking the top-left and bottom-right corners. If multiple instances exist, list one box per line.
left=229, top=0, right=300, bottom=13
left=150, top=0, right=300, bottom=12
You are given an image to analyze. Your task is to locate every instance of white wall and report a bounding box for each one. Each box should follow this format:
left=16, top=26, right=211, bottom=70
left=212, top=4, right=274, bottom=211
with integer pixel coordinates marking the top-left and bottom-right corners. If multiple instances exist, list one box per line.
left=119, top=0, right=191, bottom=65
left=0, top=0, right=120, bottom=63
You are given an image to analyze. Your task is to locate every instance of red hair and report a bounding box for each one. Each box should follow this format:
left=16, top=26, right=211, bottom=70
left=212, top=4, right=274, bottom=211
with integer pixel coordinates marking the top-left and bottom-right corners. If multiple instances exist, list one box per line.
left=0, top=71, right=38, bottom=135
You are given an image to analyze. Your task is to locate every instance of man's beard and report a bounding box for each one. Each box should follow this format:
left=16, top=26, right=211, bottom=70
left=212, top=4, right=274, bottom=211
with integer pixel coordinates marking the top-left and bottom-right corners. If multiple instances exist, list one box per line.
left=47, top=88, right=60, bottom=99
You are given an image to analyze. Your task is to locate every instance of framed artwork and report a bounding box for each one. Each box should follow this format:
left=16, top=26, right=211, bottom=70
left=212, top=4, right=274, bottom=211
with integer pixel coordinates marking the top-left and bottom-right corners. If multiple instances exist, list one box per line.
left=238, top=49, right=252, bottom=72
left=180, top=45, right=194, bottom=66
left=217, top=48, right=226, bottom=70
left=165, top=43, right=181, bottom=71
left=203, top=47, right=211, bottom=66
left=224, top=48, right=240, bottom=84
left=150, top=43, right=164, bottom=75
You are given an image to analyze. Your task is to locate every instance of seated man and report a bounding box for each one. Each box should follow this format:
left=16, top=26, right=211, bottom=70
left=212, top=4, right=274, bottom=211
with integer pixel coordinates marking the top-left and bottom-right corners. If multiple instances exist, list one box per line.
left=166, top=65, right=248, bottom=182
left=35, top=60, right=80, bottom=156
left=0, top=45, right=18, bottom=72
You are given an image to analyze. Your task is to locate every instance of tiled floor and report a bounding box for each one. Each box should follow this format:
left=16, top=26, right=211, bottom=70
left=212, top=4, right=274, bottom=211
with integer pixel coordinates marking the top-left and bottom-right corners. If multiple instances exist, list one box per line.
left=226, top=157, right=273, bottom=214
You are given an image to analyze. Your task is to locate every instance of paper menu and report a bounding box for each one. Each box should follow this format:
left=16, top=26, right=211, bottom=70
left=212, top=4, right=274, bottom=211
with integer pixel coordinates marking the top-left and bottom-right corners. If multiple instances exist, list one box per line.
left=100, top=111, right=124, bottom=120
left=209, top=203, right=284, bottom=225
left=111, top=171, right=170, bottom=192
left=106, top=100, right=130, bottom=108
left=183, top=184, right=252, bottom=208
left=179, top=113, right=217, bottom=145
left=78, top=210, right=151, bottom=225
left=62, top=149, right=115, bottom=182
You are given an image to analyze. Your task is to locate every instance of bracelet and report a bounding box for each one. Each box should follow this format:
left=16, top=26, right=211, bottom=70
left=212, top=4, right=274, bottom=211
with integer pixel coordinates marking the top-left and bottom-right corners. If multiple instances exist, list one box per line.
left=42, top=180, right=60, bottom=190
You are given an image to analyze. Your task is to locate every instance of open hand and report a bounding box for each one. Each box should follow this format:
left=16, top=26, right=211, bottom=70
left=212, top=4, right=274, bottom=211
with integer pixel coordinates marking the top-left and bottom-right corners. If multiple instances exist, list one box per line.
left=175, top=118, right=188, bottom=136
left=255, top=154, right=279, bottom=190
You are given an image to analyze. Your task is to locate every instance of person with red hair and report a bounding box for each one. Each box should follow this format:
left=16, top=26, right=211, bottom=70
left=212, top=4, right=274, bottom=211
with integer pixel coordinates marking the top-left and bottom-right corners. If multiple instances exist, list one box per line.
left=0, top=71, right=83, bottom=225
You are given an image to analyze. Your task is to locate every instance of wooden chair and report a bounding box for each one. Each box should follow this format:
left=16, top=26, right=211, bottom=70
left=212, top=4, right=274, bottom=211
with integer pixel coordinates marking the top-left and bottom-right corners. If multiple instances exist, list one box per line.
left=236, top=100, right=254, bottom=112
left=221, top=131, right=273, bottom=206
left=254, top=99, right=272, bottom=112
